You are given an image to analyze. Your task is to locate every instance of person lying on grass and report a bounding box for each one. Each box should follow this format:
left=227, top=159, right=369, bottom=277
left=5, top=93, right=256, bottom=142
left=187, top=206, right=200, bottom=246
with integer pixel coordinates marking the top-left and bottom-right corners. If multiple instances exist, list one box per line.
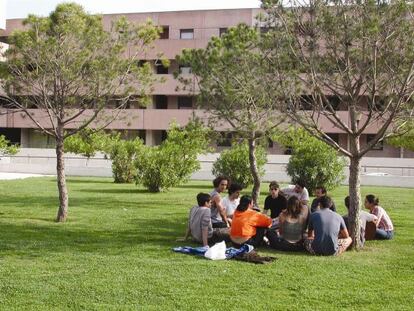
left=305, top=196, right=352, bottom=256
left=178, top=193, right=229, bottom=247
left=230, top=195, right=273, bottom=248
left=365, top=194, right=394, bottom=240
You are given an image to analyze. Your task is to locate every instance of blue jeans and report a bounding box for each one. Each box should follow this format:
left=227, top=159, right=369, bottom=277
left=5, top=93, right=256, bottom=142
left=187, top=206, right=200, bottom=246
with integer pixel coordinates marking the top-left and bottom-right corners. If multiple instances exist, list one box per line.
left=375, top=229, right=394, bottom=240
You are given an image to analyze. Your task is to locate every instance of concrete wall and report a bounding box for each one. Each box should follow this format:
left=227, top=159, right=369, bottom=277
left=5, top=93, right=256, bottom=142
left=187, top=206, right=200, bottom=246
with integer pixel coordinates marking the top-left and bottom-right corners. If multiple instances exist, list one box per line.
left=1, top=148, right=413, bottom=187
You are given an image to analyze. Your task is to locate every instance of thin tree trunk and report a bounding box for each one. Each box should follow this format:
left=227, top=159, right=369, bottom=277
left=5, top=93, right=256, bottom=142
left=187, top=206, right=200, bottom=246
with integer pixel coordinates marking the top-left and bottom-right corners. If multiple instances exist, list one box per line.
left=248, top=138, right=261, bottom=208
left=55, top=127, right=69, bottom=222
left=348, top=155, right=362, bottom=249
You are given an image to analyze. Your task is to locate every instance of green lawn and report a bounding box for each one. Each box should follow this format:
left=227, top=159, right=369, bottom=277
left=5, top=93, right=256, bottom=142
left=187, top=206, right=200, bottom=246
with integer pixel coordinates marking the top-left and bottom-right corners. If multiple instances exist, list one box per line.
left=0, top=177, right=413, bottom=310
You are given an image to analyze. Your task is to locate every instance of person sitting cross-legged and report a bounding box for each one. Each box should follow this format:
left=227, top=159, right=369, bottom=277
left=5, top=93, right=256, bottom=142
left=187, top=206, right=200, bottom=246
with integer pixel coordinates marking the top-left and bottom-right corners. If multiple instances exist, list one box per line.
left=178, top=193, right=229, bottom=247
left=305, top=196, right=352, bottom=256
left=230, top=195, right=272, bottom=248
left=263, top=181, right=288, bottom=219
left=268, top=196, right=308, bottom=252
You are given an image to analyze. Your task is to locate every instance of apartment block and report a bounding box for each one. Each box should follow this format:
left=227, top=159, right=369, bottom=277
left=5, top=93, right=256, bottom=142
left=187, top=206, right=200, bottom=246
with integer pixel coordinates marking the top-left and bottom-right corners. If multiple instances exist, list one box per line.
left=0, top=8, right=412, bottom=158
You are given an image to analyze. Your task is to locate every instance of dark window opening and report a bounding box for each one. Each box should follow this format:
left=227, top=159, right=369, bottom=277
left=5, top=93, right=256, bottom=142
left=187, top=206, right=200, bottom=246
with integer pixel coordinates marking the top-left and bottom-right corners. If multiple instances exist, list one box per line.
left=180, top=29, right=194, bottom=39
left=0, top=36, right=8, bottom=43
left=155, top=61, right=169, bottom=74
left=155, top=95, right=168, bottom=109
left=284, top=146, right=293, bottom=155
left=326, top=96, right=341, bottom=111
left=268, top=138, right=274, bottom=148
left=367, top=134, right=384, bottom=150
left=178, top=96, right=193, bottom=109
left=217, top=132, right=232, bottom=147
left=326, top=133, right=339, bottom=144
left=161, top=130, right=168, bottom=142
left=219, top=28, right=228, bottom=37
left=159, top=26, right=169, bottom=39
left=0, top=128, right=21, bottom=145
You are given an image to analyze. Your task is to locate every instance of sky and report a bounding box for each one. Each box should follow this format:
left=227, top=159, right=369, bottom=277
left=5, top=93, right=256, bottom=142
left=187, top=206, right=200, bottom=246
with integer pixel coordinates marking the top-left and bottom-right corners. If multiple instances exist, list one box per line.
left=4, top=0, right=262, bottom=19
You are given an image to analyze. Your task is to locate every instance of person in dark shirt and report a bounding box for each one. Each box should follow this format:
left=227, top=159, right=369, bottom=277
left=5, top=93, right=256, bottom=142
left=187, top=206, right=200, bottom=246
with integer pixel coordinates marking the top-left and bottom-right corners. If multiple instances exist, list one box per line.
left=263, top=181, right=288, bottom=219
left=310, top=186, right=336, bottom=213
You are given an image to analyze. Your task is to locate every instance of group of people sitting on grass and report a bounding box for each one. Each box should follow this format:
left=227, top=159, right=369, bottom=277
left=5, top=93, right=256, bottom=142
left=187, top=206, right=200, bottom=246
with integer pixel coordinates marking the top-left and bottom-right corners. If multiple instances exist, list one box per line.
left=179, top=176, right=394, bottom=256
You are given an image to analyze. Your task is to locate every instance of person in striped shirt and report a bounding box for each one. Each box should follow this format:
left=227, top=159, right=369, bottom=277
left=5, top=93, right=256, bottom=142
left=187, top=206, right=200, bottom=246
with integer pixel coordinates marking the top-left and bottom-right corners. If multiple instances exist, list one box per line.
left=364, top=194, right=394, bottom=240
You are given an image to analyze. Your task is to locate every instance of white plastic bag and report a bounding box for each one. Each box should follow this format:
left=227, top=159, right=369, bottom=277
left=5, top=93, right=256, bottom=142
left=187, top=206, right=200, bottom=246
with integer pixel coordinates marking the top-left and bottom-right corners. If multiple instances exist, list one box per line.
left=204, top=241, right=226, bottom=260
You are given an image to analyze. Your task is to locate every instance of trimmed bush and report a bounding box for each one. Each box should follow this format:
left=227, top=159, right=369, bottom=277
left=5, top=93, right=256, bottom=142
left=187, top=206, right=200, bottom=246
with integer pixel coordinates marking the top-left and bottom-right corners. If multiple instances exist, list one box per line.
left=276, top=128, right=346, bottom=192
left=212, top=142, right=266, bottom=188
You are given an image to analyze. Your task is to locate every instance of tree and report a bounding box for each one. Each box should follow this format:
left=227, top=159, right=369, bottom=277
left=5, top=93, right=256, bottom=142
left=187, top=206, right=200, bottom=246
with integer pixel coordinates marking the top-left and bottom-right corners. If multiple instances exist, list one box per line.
left=387, top=121, right=414, bottom=151
left=262, top=0, right=414, bottom=247
left=276, top=128, right=346, bottom=192
left=135, top=120, right=211, bottom=192
left=178, top=24, right=293, bottom=206
left=0, top=3, right=160, bottom=222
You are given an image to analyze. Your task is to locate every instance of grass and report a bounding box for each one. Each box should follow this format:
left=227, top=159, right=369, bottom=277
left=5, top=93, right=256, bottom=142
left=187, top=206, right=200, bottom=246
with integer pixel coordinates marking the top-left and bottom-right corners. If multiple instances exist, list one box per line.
left=0, top=177, right=413, bottom=310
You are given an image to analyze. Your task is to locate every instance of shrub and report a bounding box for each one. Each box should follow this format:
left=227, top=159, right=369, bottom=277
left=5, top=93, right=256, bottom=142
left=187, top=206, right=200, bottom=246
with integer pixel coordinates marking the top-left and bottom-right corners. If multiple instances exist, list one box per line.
left=0, top=135, right=19, bottom=155
left=212, top=142, right=266, bottom=188
left=107, top=137, right=144, bottom=183
left=65, top=130, right=143, bottom=183
left=276, top=128, right=346, bottom=192
left=135, top=120, right=211, bottom=192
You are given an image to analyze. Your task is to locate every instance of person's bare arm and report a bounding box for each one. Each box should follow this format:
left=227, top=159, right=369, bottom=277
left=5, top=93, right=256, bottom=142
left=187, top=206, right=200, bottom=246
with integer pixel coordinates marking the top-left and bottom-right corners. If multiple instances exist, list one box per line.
left=338, top=227, right=350, bottom=239
left=213, top=195, right=229, bottom=225
left=201, top=227, right=209, bottom=247
left=176, top=227, right=191, bottom=242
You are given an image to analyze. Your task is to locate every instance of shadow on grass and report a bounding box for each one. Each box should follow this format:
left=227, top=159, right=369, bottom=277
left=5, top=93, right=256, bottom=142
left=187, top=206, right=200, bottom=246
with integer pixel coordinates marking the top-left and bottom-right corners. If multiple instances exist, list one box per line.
left=78, top=188, right=149, bottom=194
left=66, top=178, right=113, bottom=184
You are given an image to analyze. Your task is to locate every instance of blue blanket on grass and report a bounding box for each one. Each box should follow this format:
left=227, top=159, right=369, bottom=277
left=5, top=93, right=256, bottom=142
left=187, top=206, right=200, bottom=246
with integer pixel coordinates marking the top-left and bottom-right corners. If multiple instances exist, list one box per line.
left=173, top=244, right=254, bottom=259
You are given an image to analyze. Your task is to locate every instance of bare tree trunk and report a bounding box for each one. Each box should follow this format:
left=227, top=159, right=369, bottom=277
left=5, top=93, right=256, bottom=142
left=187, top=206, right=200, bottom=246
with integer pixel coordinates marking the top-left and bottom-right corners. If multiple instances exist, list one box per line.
left=55, top=126, right=69, bottom=222
left=348, top=154, right=362, bottom=250
left=248, top=138, right=261, bottom=208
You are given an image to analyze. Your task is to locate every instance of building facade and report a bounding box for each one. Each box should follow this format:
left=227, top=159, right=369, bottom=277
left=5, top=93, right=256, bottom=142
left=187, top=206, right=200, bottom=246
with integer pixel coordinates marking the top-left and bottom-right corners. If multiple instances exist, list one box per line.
left=0, top=8, right=413, bottom=158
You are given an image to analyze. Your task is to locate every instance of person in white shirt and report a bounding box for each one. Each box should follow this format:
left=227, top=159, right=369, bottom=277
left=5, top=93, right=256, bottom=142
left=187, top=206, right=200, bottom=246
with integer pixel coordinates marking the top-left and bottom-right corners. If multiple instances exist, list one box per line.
left=221, top=183, right=243, bottom=219
left=343, top=195, right=378, bottom=246
left=282, top=180, right=310, bottom=206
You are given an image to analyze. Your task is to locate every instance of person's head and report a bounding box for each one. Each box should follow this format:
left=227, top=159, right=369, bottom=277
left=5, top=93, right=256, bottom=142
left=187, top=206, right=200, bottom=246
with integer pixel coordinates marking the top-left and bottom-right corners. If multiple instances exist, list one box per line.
left=364, top=194, right=379, bottom=210
left=294, top=180, right=306, bottom=193
left=197, top=193, right=211, bottom=207
left=286, top=196, right=302, bottom=218
left=319, top=196, right=332, bottom=209
left=213, top=176, right=230, bottom=193
left=228, top=183, right=243, bottom=199
left=236, top=195, right=253, bottom=212
left=344, top=196, right=350, bottom=209
left=315, top=186, right=327, bottom=198
left=269, top=181, right=280, bottom=198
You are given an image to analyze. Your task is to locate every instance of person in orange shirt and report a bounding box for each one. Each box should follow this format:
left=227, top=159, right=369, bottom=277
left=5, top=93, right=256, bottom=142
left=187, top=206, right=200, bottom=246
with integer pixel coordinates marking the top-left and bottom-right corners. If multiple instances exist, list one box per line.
left=230, top=195, right=272, bottom=247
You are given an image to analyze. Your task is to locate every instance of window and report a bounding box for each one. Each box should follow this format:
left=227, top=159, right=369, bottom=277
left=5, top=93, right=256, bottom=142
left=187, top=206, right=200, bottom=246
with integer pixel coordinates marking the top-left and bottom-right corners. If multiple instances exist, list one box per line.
left=217, top=132, right=232, bottom=147
left=180, top=29, right=194, bottom=39
left=155, top=95, right=168, bottom=109
left=326, top=133, right=339, bottom=144
left=268, top=138, right=274, bottom=148
left=155, top=62, right=169, bottom=74
left=177, top=96, right=193, bottom=109
left=219, top=28, right=228, bottom=37
left=367, top=134, right=384, bottom=150
left=179, top=65, right=192, bottom=74
left=284, top=146, right=293, bottom=155
left=327, top=96, right=341, bottom=111
left=159, top=26, right=169, bottom=39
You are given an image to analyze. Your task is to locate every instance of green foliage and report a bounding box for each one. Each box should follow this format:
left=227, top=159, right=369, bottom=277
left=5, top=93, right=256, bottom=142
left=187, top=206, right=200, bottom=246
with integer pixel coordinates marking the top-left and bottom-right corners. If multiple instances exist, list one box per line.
left=387, top=122, right=414, bottom=151
left=64, top=129, right=110, bottom=158
left=0, top=135, right=19, bottom=155
left=107, top=136, right=144, bottom=184
left=135, top=120, right=211, bottom=192
left=276, top=128, right=346, bottom=192
left=212, top=142, right=267, bottom=188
